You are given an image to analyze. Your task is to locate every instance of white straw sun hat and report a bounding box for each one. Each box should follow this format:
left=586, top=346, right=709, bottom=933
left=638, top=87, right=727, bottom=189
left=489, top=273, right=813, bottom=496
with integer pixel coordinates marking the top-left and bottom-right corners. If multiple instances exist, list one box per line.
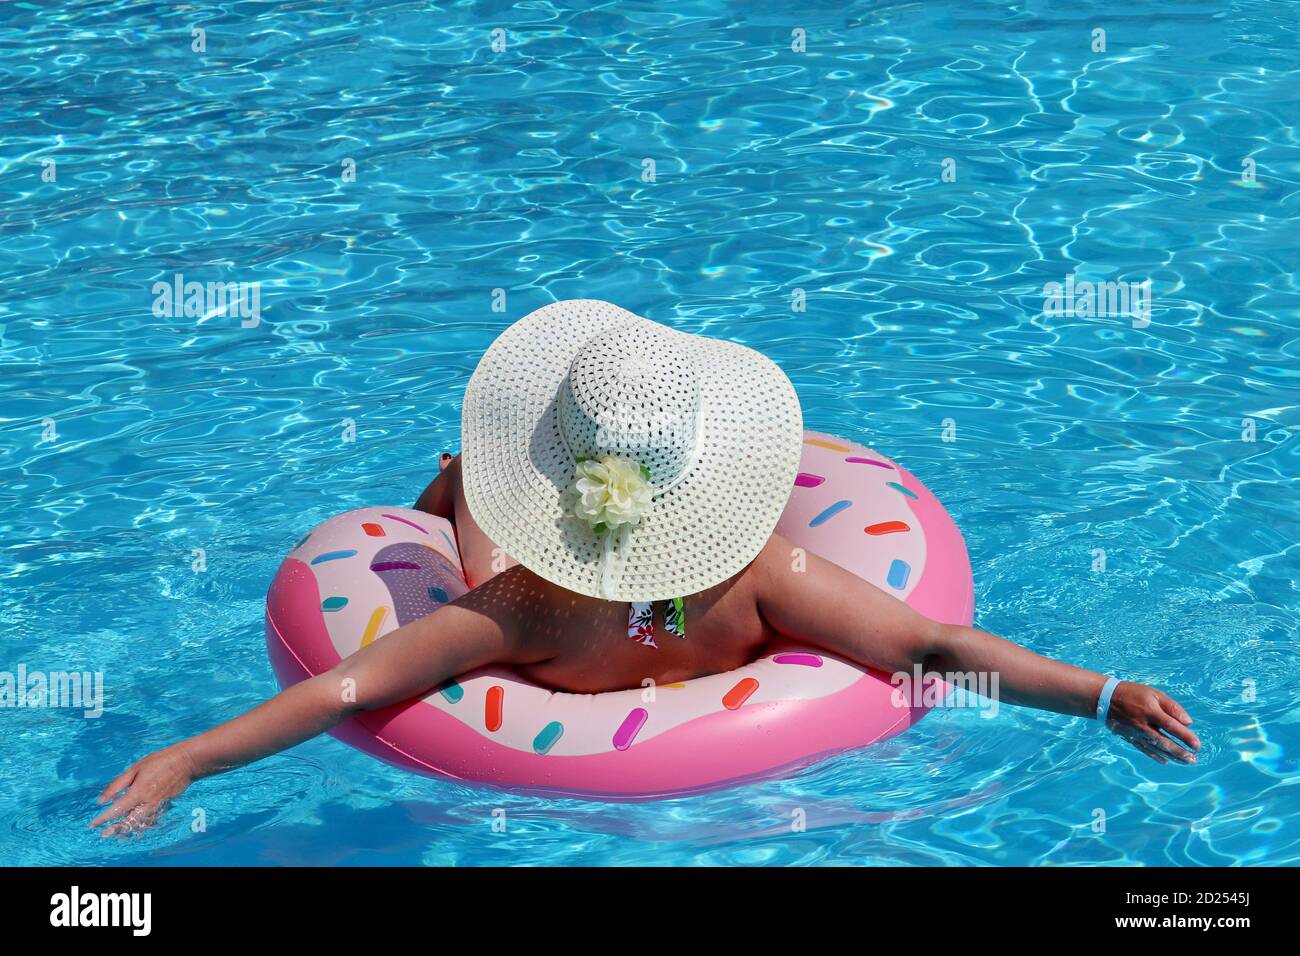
left=460, top=299, right=804, bottom=603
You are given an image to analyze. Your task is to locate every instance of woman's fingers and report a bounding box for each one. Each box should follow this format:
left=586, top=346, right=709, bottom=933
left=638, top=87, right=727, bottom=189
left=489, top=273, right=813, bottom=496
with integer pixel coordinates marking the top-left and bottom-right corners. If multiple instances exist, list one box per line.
left=89, top=788, right=145, bottom=830
left=1121, top=722, right=1195, bottom=764
left=1132, top=738, right=1169, bottom=765
left=439, top=452, right=452, bottom=471
left=1148, top=728, right=1196, bottom=763
left=1112, top=713, right=1196, bottom=765
left=97, top=765, right=138, bottom=805
left=91, top=747, right=194, bottom=835
left=1158, top=692, right=1193, bottom=726
left=101, top=801, right=161, bottom=839
left=1156, top=710, right=1201, bottom=753
left=1106, top=683, right=1200, bottom=767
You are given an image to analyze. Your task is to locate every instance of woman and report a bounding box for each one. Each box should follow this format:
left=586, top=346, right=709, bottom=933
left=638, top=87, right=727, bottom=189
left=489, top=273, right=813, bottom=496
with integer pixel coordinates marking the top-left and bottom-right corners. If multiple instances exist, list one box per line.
left=92, top=300, right=1198, bottom=836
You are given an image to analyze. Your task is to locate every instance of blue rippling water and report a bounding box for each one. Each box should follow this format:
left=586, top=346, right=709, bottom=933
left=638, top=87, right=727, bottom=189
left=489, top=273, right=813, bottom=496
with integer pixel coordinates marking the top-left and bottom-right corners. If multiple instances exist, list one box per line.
left=0, top=0, right=1297, bottom=865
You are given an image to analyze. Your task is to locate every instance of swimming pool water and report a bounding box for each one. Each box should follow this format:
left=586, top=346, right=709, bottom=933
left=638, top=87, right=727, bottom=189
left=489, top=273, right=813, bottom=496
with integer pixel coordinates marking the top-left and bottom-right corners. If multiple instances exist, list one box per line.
left=1, top=1, right=1297, bottom=866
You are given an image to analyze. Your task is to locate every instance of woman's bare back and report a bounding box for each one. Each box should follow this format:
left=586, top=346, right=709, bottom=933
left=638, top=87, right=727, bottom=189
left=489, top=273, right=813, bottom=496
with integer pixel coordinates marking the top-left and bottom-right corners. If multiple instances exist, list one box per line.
left=434, top=453, right=778, bottom=693
left=504, top=562, right=776, bottom=694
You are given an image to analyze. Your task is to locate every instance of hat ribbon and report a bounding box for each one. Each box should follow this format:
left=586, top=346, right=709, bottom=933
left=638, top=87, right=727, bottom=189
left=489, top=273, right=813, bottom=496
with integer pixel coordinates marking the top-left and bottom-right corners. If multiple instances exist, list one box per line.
left=598, top=522, right=632, bottom=599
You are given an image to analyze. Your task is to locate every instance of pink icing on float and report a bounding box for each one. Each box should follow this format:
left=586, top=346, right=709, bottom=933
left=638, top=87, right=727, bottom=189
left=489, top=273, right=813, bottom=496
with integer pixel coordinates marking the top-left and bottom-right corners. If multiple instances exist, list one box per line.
left=264, top=430, right=974, bottom=798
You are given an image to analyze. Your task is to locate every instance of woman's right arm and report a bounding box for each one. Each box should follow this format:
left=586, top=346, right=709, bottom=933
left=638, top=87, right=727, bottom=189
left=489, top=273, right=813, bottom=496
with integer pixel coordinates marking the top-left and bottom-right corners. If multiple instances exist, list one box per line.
left=91, top=584, right=534, bottom=836
left=756, top=534, right=1199, bottom=765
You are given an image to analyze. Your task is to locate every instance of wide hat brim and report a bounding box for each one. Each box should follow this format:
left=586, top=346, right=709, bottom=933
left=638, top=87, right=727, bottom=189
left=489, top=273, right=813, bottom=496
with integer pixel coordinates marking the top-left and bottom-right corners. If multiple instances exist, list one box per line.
left=461, top=299, right=804, bottom=602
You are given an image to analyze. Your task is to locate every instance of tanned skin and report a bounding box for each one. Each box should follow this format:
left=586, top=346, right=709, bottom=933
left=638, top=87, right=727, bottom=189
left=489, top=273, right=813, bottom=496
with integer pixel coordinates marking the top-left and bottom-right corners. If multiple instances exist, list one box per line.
left=92, top=453, right=1198, bottom=836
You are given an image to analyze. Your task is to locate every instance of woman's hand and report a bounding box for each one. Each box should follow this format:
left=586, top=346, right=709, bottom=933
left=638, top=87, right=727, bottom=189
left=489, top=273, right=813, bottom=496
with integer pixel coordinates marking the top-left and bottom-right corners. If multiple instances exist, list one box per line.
left=90, top=743, right=198, bottom=837
left=1105, top=682, right=1200, bottom=764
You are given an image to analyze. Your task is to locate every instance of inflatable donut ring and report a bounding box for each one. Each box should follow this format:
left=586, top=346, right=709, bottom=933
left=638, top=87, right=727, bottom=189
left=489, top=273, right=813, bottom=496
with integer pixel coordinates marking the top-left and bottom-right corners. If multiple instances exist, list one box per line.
left=264, top=430, right=974, bottom=798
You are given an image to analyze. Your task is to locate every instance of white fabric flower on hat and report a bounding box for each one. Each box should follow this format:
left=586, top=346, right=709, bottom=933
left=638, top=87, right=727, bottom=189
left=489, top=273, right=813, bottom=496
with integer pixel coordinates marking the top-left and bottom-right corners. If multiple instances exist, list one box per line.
left=569, top=455, right=652, bottom=535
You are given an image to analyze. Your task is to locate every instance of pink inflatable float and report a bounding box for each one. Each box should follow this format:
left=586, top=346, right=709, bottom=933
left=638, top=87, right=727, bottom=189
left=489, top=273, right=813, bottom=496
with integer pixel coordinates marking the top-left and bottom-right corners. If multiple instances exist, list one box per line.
left=264, top=430, right=974, bottom=798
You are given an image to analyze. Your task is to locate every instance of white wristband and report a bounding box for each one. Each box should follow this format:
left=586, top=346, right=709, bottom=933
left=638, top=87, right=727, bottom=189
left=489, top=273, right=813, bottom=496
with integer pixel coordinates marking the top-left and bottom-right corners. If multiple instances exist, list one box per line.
left=1095, top=676, right=1121, bottom=721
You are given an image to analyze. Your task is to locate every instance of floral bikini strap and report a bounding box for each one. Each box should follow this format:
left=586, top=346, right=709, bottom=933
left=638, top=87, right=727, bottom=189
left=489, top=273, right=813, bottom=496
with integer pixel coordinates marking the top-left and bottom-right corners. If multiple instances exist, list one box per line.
left=627, top=597, right=685, bottom=648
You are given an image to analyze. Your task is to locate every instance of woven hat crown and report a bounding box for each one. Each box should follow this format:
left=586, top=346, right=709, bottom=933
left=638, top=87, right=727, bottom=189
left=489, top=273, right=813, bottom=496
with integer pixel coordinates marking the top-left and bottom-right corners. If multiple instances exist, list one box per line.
left=558, top=322, right=701, bottom=489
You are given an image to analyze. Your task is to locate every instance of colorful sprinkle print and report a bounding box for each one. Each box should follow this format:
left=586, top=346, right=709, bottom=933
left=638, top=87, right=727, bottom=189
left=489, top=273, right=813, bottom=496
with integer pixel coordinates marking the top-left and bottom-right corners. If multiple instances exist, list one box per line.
left=311, top=549, right=357, bottom=565
left=320, top=596, right=349, bottom=612
left=885, top=481, right=918, bottom=500
left=533, top=721, right=564, bottom=755
left=794, top=472, right=825, bottom=488
left=485, top=685, right=504, bottom=732
left=371, top=541, right=467, bottom=626
left=809, top=499, right=852, bottom=527
left=865, top=520, right=910, bottom=535
left=887, top=559, right=911, bottom=590
left=804, top=438, right=850, bottom=452
left=437, top=680, right=463, bottom=704
left=382, top=513, right=429, bottom=534
left=360, top=606, right=388, bottom=647
left=294, top=532, right=312, bottom=550
left=362, top=522, right=385, bottom=537
left=428, top=586, right=449, bottom=603
left=370, top=560, right=421, bottom=572
left=722, top=678, right=759, bottom=710
left=440, top=530, right=459, bottom=559
left=612, top=708, right=648, bottom=751
left=773, top=652, right=823, bottom=667
left=845, top=457, right=893, bottom=469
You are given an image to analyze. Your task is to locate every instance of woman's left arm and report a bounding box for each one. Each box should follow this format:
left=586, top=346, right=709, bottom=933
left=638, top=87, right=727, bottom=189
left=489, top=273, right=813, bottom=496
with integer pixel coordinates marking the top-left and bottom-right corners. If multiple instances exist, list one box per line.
left=413, top=452, right=458, bottom=517
left=91, top=565, right=547, bottom=836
